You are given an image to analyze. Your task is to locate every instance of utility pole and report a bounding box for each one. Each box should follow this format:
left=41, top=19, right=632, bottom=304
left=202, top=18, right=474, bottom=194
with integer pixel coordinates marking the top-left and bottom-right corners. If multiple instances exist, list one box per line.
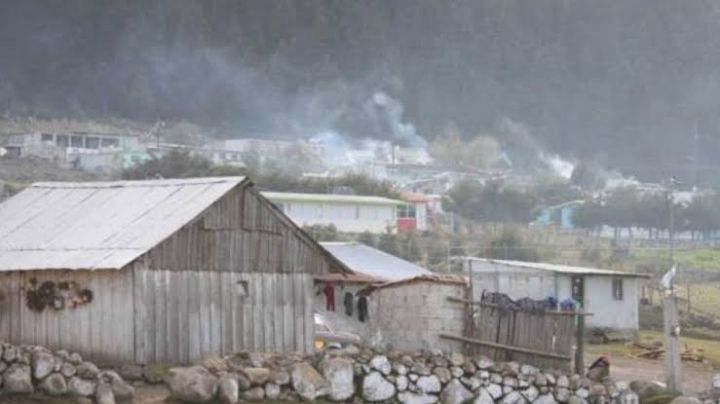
left=664, top=176, right=682, bottom=394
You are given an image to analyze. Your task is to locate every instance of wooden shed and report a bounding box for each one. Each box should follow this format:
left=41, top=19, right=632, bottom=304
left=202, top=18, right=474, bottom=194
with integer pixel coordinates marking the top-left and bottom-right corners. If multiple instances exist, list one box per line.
left=0, top=177, right=349, bottom=364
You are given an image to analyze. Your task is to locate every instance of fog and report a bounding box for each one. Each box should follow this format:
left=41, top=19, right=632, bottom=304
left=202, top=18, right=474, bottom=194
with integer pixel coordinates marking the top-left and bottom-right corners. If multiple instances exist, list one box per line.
left=2, top=1, right=720, bottom=183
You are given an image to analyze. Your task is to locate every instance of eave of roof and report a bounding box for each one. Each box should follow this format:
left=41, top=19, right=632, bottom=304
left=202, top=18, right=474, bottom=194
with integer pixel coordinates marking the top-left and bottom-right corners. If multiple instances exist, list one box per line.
left=457, top=257, right=651, bottom=278
left=261, top=192, right=405, bottom=206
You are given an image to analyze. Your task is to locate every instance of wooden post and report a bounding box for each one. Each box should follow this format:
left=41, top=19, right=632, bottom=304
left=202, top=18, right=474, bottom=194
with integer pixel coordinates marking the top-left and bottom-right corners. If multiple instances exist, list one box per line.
left=574, top=314, right=585, bottom=375
left=663, top=295, right=683, bottom=394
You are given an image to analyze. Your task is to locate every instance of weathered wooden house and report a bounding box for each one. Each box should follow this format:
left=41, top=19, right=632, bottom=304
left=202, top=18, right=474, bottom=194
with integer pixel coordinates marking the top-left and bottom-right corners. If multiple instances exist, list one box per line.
left=0, top=177, right=349, bottom=364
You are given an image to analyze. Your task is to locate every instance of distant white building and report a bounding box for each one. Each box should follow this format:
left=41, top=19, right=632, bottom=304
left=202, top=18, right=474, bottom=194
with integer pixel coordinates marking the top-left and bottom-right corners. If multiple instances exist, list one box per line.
left=262, top=192, right=405, bottom=233
left=0, top=131, right=140, bottom=173
left=205, top=138, right=323, bottom=167
left=456, top=257, right=650, bottom=333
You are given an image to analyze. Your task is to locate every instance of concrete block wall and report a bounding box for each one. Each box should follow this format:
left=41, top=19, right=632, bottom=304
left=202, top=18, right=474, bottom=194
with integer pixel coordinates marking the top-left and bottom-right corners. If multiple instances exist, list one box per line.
left=369, top=281, right=466, bottom=352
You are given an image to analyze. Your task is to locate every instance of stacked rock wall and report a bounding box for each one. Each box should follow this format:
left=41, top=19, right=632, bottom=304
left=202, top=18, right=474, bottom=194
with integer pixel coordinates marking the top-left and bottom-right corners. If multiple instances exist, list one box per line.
left=165, top=346, right=639, bottom=404
left=0, top=342, right=134, bottom=403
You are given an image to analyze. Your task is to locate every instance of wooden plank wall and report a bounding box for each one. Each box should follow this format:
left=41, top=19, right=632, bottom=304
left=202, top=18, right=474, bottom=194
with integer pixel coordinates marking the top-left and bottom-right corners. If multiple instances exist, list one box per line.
left=469, top=305, right=574, bottom=370
left=0, top=269, right=135, bottom=364
left=133, top=266, right=314, bottom=364
left=146, top=184, right=338, bottom=276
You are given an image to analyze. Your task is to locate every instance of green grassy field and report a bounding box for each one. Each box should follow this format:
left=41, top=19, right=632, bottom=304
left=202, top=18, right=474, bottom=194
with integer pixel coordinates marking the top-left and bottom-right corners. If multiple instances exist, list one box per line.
left=631, top=248, right=720, bottom=271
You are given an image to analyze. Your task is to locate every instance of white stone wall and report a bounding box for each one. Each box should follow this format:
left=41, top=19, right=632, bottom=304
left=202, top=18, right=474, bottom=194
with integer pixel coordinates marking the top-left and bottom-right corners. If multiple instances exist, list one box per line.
left=368, top=282, right=466, bottom=352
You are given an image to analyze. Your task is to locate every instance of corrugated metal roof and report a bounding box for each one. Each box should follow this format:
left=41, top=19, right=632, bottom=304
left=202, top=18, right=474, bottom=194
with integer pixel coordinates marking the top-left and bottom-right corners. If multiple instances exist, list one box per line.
left=0, top=177, right=247, bottom=271
left=359, top=274, right=468, bottom=294
left=262, top=192, right=404, bottom=206
left=319, top=242, right=432, bottom=281
left=459, top=257, right=650, bottom=278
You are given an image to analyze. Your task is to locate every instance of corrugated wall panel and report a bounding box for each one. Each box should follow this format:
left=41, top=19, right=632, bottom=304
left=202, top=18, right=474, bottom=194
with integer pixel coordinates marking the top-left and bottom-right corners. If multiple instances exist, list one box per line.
left=133, top=267, right=313, bottom=364
left=0, top=269, right=134, bottom=364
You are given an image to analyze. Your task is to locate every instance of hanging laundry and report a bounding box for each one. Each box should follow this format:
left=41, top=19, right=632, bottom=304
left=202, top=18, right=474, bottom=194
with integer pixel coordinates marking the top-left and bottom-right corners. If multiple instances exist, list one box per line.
left=357, top=296, right=369, bottom=322
left=344, top=292, right=353, bottom=316
left=323, top=282, right=336, bottom=311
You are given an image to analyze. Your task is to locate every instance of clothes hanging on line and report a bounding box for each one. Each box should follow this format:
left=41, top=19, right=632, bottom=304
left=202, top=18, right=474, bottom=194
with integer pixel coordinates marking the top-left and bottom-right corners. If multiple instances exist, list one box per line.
left=357, top=296, right=368, bottom=322
left=324, top=282, right=336, bottom=311
left=344, top=292, right=353, bottom=316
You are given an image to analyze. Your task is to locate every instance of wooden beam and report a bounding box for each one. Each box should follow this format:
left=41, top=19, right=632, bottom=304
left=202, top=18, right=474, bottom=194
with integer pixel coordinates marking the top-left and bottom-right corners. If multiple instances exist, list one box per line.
left=439, top=333, right=572, bottom=361
left=446, top=297, right=594, bottom=317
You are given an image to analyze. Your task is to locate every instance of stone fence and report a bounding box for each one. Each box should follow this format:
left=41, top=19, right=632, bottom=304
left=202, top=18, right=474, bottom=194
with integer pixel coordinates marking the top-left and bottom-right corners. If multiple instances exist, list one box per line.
left=0, top=342, right=134, bottom=403
left=165, top=346, right=646, bottom=404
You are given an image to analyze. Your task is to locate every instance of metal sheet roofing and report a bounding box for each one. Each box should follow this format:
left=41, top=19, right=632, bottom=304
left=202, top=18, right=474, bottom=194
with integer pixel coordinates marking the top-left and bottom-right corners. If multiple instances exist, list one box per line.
left=319, top=242, right=432, bottom=281
left=0, top=177, right=246, bottom=271
left=262, top=192, right=404, bottom=206
left=460, top=257, right=650, bottom=278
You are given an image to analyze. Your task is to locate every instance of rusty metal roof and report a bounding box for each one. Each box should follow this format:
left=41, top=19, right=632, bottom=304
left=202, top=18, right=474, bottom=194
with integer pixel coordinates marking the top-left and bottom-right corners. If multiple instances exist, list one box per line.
left=0, top=177, right=247, bottom=271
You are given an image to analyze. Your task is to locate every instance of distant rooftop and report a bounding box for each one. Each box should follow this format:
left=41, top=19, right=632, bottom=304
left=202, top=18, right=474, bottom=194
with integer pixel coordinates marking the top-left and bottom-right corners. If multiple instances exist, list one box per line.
left=320, top=242, right=432, bottom=281
left=262, top=192, right=404, bottom=206
left=458, top=257, right=650, bottom=278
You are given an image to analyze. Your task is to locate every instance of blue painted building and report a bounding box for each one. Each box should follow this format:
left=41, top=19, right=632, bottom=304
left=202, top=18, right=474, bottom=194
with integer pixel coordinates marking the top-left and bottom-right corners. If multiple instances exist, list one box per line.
left=532, top=200, right=584, bottom=231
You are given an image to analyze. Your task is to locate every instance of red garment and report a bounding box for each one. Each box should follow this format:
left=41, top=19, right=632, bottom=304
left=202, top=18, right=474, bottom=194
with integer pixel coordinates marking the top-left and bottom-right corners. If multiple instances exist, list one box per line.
left=324, top=282, right=336, bottom=311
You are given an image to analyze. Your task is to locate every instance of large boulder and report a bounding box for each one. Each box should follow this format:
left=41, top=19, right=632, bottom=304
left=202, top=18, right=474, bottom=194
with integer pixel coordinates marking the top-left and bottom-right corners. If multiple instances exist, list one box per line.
left=629, top=380, right=667, bottom=402
left=487, top=383, right=503, bottom=400
left=269, top=369, right=291, bottom=386
left=32, top=350, right=57, bottom=380
left=165, top=366, right=219, bottom=403
left=370, top=355, right=392, bottom=375
left=321, top=357, right=355, bottom=401
left=534, top=393, right=559, bottom=404
left=68, top=376, right=97, bottom=397
left=4, top=364, right=34, bottom=394
left=242, top=367, right=271, bottom=386
left=61, top=362, right=77, bottom=378
left=398, top=391, right=440, bottom=404
left=218, top=374, right=239, bottom=404
left=474, top=389, right=495, bottom=404
left=77, top=361, right=100, bottom=379
left=39, top=373, right=68, bottom=396
left=265, top=383, right=280, bottom=400
left=440, top=379, right=474, bottom=404
left=98, top=370, right=135, bottom=402
left=502, top=390, right=529, bottom=404
left=291, top=361, right=330, bottom=401
left=416, top=375, right=442, bottom=394
left=96, top=383, right=116, bottom=404
left=362, top=371, right=396, bottom=402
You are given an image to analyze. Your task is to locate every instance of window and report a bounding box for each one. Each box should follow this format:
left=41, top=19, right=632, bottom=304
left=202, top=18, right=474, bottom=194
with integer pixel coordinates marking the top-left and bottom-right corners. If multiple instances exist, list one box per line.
left=101, top=138, right=119, bottom=148
left=612, top=278, right=624, bottom=300
left=56, top=135, right=69, bottom=147
left=85, top=137, right=99, bottom=149
left=41, top=133, right=53, bottom=143
left=70, top=136, right=84, bottom=148
left=236, top=280, right=249, bottom=297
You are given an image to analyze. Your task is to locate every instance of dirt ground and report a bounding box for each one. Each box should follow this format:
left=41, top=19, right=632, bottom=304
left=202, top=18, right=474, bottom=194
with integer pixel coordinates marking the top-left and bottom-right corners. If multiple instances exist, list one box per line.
left=605, top=355, right=716, bottom=394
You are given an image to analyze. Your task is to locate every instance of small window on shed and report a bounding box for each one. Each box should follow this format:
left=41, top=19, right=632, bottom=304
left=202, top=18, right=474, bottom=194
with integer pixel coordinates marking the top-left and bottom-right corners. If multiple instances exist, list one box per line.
left=236, top=280, right=249, bottom=298
left=612, top=278, right=624, bottom=300
left=41, top=133, right=53, bottom=143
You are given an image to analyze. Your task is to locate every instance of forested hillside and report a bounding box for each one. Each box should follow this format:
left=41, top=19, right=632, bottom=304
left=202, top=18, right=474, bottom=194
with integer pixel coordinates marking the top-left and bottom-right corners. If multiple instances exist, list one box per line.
left=2, top=1, right=720, bottom=183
